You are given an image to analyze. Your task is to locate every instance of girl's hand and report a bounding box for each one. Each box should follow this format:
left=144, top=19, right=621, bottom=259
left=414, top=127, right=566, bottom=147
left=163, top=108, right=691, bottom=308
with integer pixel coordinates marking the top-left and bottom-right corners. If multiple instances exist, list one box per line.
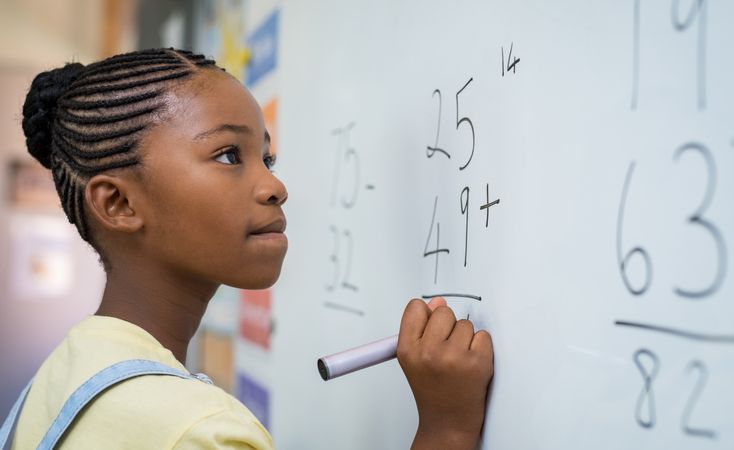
left=397, top=298, right=494, bottom=450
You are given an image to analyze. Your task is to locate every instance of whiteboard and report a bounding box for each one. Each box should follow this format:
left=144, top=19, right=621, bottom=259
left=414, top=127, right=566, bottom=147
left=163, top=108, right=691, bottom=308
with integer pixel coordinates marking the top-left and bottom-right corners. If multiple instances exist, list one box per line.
left=245, top=1, right=734, bottom=449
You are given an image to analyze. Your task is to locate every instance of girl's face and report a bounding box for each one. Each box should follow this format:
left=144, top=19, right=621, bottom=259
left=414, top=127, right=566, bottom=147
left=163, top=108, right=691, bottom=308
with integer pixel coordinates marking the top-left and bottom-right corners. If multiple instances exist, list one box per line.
left=132, top=70, right=288, bottom=289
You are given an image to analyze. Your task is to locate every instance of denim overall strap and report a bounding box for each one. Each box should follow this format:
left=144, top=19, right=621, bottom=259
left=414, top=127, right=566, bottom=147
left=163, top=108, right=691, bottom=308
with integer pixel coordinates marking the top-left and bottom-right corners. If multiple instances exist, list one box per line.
left=0, top=379, right=33, bottom=450
left=35, top=359, right=198, bottom=450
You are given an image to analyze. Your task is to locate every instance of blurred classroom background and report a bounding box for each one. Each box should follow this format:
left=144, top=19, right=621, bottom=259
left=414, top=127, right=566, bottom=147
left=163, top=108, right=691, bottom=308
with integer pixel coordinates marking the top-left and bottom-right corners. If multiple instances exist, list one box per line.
left=0, top=0, right=274, bottom=428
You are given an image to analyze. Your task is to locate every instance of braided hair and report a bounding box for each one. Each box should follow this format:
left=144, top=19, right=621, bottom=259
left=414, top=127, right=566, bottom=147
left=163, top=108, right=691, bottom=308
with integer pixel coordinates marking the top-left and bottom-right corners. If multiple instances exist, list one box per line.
left=22, top=48, right=220, bottom=263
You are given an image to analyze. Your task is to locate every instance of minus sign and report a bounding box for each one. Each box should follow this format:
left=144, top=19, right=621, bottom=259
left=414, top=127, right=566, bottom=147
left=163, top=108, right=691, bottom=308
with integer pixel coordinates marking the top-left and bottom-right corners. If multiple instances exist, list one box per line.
left=324, top=301, right=365, bottom=316
left=421, top=293, right=482, bottom=301
left=365, top=184, right=375, bottom=190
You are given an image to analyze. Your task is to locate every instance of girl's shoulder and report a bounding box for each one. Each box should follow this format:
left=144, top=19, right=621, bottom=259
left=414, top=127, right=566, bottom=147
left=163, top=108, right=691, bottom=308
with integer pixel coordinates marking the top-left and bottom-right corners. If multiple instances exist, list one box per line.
left=12, top=316, right=272, bottom=449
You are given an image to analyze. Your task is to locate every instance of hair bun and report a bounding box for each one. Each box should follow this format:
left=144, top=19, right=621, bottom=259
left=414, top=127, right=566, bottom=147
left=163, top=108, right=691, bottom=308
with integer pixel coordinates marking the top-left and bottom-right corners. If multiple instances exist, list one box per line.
left=22, top=62, right=85, bottom=169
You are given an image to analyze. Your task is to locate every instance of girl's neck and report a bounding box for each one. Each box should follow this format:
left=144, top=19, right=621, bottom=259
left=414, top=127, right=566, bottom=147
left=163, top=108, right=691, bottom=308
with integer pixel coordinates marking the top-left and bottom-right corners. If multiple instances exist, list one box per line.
left=95, top=262, right=218, bottom=365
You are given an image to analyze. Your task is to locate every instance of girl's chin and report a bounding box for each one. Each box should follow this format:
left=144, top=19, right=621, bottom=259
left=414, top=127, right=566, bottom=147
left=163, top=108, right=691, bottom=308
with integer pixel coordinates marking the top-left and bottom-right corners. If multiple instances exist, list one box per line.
left=227, top=268, right=283, bottom=290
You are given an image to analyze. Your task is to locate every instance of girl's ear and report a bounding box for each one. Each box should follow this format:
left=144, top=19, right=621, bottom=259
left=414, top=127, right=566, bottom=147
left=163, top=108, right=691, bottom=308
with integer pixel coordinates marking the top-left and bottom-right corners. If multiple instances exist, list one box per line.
left=84, top=174, right=144, bottom=233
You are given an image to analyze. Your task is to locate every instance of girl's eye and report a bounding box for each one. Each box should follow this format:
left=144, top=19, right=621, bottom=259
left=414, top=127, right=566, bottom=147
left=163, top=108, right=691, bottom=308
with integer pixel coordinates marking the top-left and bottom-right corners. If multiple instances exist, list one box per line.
left=214, top=146, right=241, bottom=165
left=263, top=154, right=277, bottom=171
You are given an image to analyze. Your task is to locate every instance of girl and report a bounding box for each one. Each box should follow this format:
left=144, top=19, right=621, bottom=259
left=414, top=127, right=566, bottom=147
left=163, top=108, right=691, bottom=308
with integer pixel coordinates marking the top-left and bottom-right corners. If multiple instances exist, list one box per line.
left=3, top=48, right=493, bottom=450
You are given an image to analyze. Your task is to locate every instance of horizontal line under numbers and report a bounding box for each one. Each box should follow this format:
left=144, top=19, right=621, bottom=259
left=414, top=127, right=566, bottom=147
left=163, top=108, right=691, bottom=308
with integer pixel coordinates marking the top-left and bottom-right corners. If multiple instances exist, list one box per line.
left=615, top=320, right=734, bottom=344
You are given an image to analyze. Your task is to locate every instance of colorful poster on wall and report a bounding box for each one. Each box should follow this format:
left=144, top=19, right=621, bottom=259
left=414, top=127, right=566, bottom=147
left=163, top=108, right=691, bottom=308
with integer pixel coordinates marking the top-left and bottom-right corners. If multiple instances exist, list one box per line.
left=236, top=371, right=270, bottom=430
left=239, top=289, right=272, bottom=350
left=261, top=97, right=278, bottom=156
left=246, top=9, right=279, bottom=87
left=197, top=0, right=250, bottom=82
left=7, top=214, right=74, bottom=300
left=198, top=331, right=234, bottom=392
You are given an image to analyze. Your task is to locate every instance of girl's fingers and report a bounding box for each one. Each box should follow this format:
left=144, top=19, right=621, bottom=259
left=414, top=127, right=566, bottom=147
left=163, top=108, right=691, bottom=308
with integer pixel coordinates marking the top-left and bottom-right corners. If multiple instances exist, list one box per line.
left=399, top=298, right=431, bottom=342
left=422, top=306, right=457, bottom=342
left=470, top=330, right=494, bottom=360
left=448, top=319, right=475, bottom=350
left=426, top=296, right=447, bottom=311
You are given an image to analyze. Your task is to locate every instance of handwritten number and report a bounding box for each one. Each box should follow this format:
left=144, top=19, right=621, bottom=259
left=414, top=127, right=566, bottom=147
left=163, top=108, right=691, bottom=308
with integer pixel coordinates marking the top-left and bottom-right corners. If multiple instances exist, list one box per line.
left=326, top=226, right=358, bottom=292
left=326, top=225, right=340, bottom=292
left=671, top=0, right=706, bottom=109
left=456, top=78, right=475, bottom=171
left=617, top=162, right=653, bottom=295
left=631, top=0, right=641, bottom=110
left=330, top=128, right=343, bottom=206
left=331, top=123, right=358, bottom=207
left=341, top=230, right=358, bottom=291
left=632, top=352, right=717, bottom=437
left=427, top=89, right=450, bottom=159
left=501, top=43, right=520, bottom=76
left=341, top=148, right=360, bottom=209
left=671, top=0, right=704, bottom=29
left=681, top=360, right=717, bottom=439
left=673, top=143, right=726, bottom=298
left=633, top=348, right=659, bottom=428
left=618, top=146, right=725, bottom=298
left=326, top=123, right=360, bottom=312
left=424, top=197, right=450, bottom=284
left=427, top=79, right=475, bottom=169
left=460, top=187, right=470, bottom=267
left=632, top=0, right=707, bottom=109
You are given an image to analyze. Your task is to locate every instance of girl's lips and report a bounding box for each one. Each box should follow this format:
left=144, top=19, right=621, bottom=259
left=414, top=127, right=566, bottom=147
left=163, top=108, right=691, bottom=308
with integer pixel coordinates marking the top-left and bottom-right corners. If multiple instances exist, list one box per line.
left=249, top=231, right=287, bottom=241
left=250, top=217, right=287, bottom=235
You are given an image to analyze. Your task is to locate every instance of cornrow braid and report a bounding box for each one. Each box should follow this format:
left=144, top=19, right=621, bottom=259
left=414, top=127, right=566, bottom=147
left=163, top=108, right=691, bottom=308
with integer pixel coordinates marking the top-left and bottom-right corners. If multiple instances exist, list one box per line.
left=21, top=48, right=220, bottom=257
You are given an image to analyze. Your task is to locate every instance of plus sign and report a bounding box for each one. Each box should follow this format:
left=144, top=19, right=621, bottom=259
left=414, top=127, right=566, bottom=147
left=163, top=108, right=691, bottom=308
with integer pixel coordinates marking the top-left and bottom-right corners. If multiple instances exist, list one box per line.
left=480, top=183, right=500, bottom=227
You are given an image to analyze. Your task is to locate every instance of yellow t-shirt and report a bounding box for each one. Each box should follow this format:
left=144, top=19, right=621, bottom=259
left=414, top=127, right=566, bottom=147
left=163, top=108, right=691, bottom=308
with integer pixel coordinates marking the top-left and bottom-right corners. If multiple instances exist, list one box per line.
left=12, top=315, right=274, bottom=450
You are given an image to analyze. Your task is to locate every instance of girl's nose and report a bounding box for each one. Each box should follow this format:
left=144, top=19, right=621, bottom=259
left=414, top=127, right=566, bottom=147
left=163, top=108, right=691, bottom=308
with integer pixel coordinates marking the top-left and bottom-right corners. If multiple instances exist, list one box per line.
left=255, top=172, right=288, bottom=206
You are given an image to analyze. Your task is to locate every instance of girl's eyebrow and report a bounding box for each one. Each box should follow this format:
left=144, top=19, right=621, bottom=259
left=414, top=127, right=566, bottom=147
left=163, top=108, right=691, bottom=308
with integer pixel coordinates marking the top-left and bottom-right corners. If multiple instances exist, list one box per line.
left=193, top=124, right=253, bottom=141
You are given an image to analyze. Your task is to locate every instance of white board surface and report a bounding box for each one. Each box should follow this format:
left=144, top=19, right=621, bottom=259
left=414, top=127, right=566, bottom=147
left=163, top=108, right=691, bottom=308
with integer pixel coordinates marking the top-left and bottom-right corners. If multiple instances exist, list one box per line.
left=257, top=2, right=734, bottom=449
